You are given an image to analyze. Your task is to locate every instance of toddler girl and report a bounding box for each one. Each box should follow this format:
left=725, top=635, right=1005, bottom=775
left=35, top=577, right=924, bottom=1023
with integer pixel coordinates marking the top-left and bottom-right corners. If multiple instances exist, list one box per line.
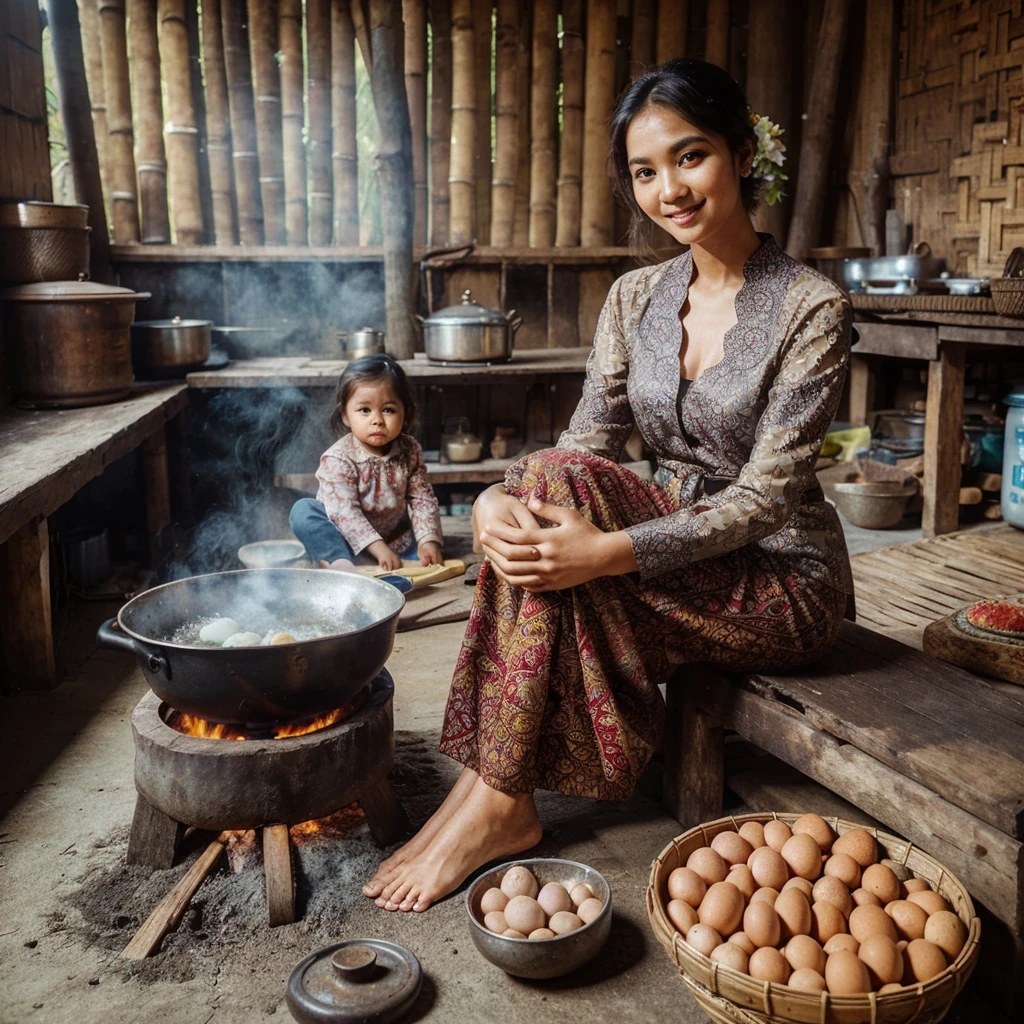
left=290, top=354, right=443, bottom=571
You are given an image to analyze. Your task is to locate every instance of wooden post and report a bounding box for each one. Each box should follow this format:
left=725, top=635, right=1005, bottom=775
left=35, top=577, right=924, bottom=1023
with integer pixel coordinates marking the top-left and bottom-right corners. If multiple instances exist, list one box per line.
left=98, top=0, right=141, bottom=242
left=847, top=354, right=876, bottom=427
left=655, top=0, right=687, bottom=63
left=223, top=0, right=265, bottom=244
left=128, top=0, right=170, bottom=244
left=428, top=0, right=453, bottom=246
left=360, top=775, right=411, bottom=845
left=184, top=0, right=216, bottom=245
left=580, top=0, right=616, bottom=246
left=473, top=0, right=493, bottom=244
left=126, top=795, right=185, bottom=869
left=45, top=0, right=113, bottom=283
left=332, top=0, right=359, bottom=244
left=307, top=0, right=333, bottom=245
left=512, top=0, right=531, bottom=245
left=785, top=0, right=851, bottom=262
left=366, top=0, right=416, bottom=360
left=449, top=0, right=476, bottom=243
left=351, top=0, right=373, bottom=70
left=248, top=0, right=287, bottom=244
left=279, top=0, right=309, bottom=244
left=76, top=0, right=111, bottom=222
left=630, top=0, right=654, bottom=74
left=143, top=424, right=171, bottom=554
left=403, top=0, right=428, bottom=245
left=704, top=0, right=729, bottom=68
left=555, top=0, right=583, bottom=247
left=528, top=0, right=556, bottom=247
left=489, top=0, right=517, bottom=246
left=201, top=0, right=239, bottom=245
left=922, top=342, right=966, bottom=539
left=264, top=824, right=296, bottom=925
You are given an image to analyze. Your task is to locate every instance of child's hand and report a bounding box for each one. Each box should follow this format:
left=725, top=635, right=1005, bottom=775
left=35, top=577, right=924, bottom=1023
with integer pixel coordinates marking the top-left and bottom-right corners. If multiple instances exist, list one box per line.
left=368, top=541, right=402, bottom=572
left=419, top=541, right=443, bottom=567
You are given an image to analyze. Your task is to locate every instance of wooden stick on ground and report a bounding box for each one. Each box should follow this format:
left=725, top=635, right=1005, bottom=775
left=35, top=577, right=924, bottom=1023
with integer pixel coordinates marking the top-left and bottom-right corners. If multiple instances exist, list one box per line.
left=263, top=824, right=295, bottom=927
left=122, top=832, right=230, bottom=960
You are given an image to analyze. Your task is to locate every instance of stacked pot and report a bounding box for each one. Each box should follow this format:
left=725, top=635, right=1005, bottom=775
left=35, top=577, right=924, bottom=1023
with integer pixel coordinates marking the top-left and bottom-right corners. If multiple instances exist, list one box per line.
left=0, top=201, right=149, bottom=408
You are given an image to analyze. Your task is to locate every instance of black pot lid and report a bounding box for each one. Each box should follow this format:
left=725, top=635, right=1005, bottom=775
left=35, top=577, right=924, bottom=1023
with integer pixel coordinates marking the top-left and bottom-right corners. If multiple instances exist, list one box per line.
left=286, top=939, right=423, bottom=1024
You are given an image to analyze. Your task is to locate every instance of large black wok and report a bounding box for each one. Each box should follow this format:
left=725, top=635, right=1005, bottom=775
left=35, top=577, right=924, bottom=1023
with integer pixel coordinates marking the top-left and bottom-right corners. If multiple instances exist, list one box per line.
left=97, top=568, right=404, bottom=725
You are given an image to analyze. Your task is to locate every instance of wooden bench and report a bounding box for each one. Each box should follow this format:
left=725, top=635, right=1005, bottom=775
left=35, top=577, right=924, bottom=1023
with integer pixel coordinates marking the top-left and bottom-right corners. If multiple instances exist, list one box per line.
left=0, top=384, right=188, bottom=689
left=664, top=619, right=1024, bottom=1013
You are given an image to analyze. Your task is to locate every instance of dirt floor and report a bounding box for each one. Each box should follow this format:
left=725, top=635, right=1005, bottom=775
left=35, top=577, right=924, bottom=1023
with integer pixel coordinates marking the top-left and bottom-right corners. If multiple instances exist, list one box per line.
left=0, top=518, right=1011, bottom=1024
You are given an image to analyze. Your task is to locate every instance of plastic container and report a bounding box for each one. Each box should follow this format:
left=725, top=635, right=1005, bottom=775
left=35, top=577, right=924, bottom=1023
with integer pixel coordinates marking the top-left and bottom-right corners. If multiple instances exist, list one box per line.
left=1002, top=391, right=1024, bottom=527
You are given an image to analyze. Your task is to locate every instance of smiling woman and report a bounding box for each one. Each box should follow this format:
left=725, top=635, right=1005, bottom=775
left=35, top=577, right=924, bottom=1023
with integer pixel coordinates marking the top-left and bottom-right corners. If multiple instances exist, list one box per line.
left=360, top=59, right=854, bottom=918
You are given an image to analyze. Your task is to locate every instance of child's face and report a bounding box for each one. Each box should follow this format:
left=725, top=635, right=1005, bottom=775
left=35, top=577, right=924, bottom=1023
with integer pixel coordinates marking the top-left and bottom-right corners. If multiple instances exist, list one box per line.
left=342, top=381, right=405, bottom=455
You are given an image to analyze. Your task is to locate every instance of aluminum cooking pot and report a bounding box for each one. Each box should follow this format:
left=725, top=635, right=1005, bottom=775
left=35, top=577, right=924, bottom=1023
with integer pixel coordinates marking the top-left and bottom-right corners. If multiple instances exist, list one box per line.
left=131, top=315, right=212, bottom=371
left=417, top=289, right=522, bottom=363
left=96, top=568, right=404, bottom=724
left=338, top=326, right=385, bottom=360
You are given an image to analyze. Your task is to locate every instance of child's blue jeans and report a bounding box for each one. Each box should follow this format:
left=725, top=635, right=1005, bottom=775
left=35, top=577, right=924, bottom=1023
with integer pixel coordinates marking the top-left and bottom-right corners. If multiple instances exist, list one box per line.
left=289, top=498, right=419, bottom=564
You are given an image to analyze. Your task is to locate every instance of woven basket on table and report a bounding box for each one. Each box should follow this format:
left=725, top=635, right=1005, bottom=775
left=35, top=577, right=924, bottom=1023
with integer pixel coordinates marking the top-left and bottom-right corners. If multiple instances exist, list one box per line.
left=990, top=246, right=1024, bottom=316
left=646, top=812, right=980, bottom=1024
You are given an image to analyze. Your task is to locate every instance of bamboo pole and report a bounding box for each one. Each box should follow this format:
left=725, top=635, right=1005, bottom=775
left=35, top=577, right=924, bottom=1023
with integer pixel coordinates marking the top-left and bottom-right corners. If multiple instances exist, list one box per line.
left=581, top=0, right=615, bottom=246
left=98, top=0, right=140, bottom=242
left=403, top=0, right=427, bottom=245
left=366, top=0, right=415, bottom=360
left=331, top=0, right=359, bottom=244
left=511, top=0, right=530, bottom=245
left=528, top=0, right=556, bottom=247
left=127, top=0, right=169, bottom=243
left=77, top=0, right=110, bottom=215
left=184, top=0, right=215, bottom=244
left=351, top=0, right=372, bottom=71
left=449, top=0, right=476, bottom=243
left=473, top=0, right=492, bottom=244
left=428, top=0, right=452, bottom=246
left=201, top=0, right=238, bottom=244
left=279, top=0, right=308, bottom=244
left=555, top=0, right=583, bottom=246
left=222, top=0, right=264, bottom=244
left=248, top=0, right=287, bottom=244
left=655, top=0, right=687, bottom=63
left=785, top=0, right=851, bottom=261
left=489, top=0, right=517, bottom=246
left=46, top=0, right=113, bottom=281
left=705, top=0, right=729, bottom=68
left=307, top=0, right=333, bottom=245
left=630, top=0, right=654, bottom=73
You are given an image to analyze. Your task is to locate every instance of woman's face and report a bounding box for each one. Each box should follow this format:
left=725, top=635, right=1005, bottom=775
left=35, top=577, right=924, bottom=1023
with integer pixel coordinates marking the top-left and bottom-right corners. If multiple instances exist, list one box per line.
left=625, top=103, right=750, bottom=247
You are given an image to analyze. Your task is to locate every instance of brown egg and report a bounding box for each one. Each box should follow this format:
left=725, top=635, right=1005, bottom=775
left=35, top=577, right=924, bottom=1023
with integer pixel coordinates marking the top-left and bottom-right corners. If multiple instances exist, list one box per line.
left=858, top=934, right=903, bottom=986
left=832, top=829, right=878, bottom=868
left=785, top=934, right=826, bottom=975
left=577, top=897, right=604, bottom=925
left=823, top=933, right=859, bottom=956
left=728, top=931, right=757, bottom=955
left=750, top=886, right=779, bottom=906
left=824, top=853, right=861, bottom=889
left=886, top=900, right=928, bottom=941
left=528, top=928, right=556, bottom=940
left=775, top=888, right=812, bottom=940
left=739, top=821, right=767, bottom=849
left=792, top=813, right=836, bottom=854
left=903, top=877, right=930, bottom=894
left=710, top=942, right=750, bottom=974
left=862, top=863, right=901, bottom=904
left=667, top=898, right=700, bottom=935
left=825, top=949, right=871, bottom=994
left=749, top=847, right=789, bottom=890
left=686, top=922, right=723, bottom=957
left=667, top=866, right=707, bottom=908
left=484, top=911, right=507, bottom=933
left=504, top=895, right=546, bottom=934
left=749, top=947, right=790, bottom=983
left=782, top=876, right=815, bottom=900
left=743, top=900, right=782, bottom=948
left=549, top=911, right=584, bottom=935
left=537, top=882, right=573, bottom=917
left=879, top=983, right=905, bottom=994
left=907, top=889, right=950, bottom=916
left=880, top=858, right=912, bottom=883
left=809, top=901, right=846, bottom=945
left=763, top=819, right=793, bottom=852
left=897, top=940, right=908, bottom=952
left=699, top=881, right=745, bottom=937
left=782, top=834, right=823, bottom=881
left=503, top=928, right=527, bottom=938
left=480, top=887, right=509, bottom=915
left=851, top=887, right=882, bottom=909
left=924, top=911, right=966, bottom=959
left=500, top=865, right=539, bottom=899
left=727, top=865, right=757, bottom=902
left=711, top=830, right=755, bottom=867
left=569, top=882, right=595, bottom=907
left=788, top=967, right=827, bottom=993
left=812, top=875, right=853, bottom=917
left=849, top=904, right=898, bottom=944
left=688, top=846, right=729, bottom=885
left=903, top=939, right=947, bottom=983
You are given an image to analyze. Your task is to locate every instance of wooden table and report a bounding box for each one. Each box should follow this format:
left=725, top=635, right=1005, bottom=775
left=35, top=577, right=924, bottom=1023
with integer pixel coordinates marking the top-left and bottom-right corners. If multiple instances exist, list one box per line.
left=851, top=310, right=1024, bottom=537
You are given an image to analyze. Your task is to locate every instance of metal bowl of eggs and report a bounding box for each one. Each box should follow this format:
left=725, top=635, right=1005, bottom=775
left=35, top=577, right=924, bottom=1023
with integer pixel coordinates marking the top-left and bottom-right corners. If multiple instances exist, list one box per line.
left=466, top=857, right=612, bottom=979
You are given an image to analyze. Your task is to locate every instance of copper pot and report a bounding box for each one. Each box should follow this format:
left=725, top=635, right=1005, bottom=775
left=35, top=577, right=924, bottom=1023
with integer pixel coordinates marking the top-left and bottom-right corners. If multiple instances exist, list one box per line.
left=0, top=279, right=150, bottom=408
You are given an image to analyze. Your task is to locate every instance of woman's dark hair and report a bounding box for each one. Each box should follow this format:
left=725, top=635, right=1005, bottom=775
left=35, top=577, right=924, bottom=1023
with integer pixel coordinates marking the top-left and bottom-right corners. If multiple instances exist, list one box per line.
left=609, top=58, right=761, bottom=254
left=330, top=353, right=417, bottom=436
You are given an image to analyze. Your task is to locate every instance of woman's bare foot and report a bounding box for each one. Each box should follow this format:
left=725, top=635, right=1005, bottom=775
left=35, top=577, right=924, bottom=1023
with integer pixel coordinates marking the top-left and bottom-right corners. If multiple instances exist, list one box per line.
left=363, top=768, right=478, bottom=898
left=374, top=776, right=542, bottom=913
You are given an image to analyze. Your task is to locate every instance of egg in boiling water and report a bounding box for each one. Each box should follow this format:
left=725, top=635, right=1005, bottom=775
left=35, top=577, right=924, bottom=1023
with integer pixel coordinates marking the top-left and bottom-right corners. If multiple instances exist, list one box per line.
left=199, top=618, right=242, bottom=644
left=222, top=631, right=264, bottom=647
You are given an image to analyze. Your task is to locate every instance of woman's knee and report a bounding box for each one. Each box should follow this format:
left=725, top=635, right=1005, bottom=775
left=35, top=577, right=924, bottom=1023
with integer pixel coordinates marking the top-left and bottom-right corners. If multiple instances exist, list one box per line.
left=506, top=447, right=611, bottom=499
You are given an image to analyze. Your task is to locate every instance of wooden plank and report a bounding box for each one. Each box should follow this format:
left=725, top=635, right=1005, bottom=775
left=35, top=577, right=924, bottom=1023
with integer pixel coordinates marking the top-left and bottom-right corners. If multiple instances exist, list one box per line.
left=360, top=775, right=410, bottom=845
left=846, top=355, right=876, bottom=426
left=663, top=675, right=725, bottom=828
left=849, top=322, right=939, bottom=359
left=125, top=795, right=185, bottom=869
left=263, top=823, right=295, bottom=926
left=923, top=341, right=966, bottom=538
left=0, top=517, right=55, bottom=688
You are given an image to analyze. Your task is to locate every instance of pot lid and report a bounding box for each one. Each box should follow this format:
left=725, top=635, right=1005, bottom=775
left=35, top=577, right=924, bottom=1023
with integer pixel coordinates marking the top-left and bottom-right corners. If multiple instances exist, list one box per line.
left=426, top=289, right=510, bottom=326
left=286, top=939, right=423, bottom=1024
left=1004, top=391, right=1024, bottom=408
left=132, top=317, right=212, bottom=328
left=0, top=279, right=149, bottom=303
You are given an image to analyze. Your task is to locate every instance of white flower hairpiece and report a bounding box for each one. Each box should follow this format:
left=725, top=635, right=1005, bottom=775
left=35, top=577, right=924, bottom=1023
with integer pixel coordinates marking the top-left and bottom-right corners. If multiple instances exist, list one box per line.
left=749, top=112, right=788, bottom=206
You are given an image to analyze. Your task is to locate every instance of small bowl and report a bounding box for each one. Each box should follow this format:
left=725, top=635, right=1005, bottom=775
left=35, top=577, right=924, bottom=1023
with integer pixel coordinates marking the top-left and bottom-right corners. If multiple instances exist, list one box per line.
left=465, top=857, right=612, bottom=979
left=832, top=478, right=918, bottom=529
left=237, top=539, right=311, bottom=569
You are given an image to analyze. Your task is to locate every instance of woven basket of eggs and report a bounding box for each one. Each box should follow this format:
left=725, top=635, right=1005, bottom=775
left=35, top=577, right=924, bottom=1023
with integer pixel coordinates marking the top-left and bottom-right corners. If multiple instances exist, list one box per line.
left=646, top=812, right=980, bottom=1024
